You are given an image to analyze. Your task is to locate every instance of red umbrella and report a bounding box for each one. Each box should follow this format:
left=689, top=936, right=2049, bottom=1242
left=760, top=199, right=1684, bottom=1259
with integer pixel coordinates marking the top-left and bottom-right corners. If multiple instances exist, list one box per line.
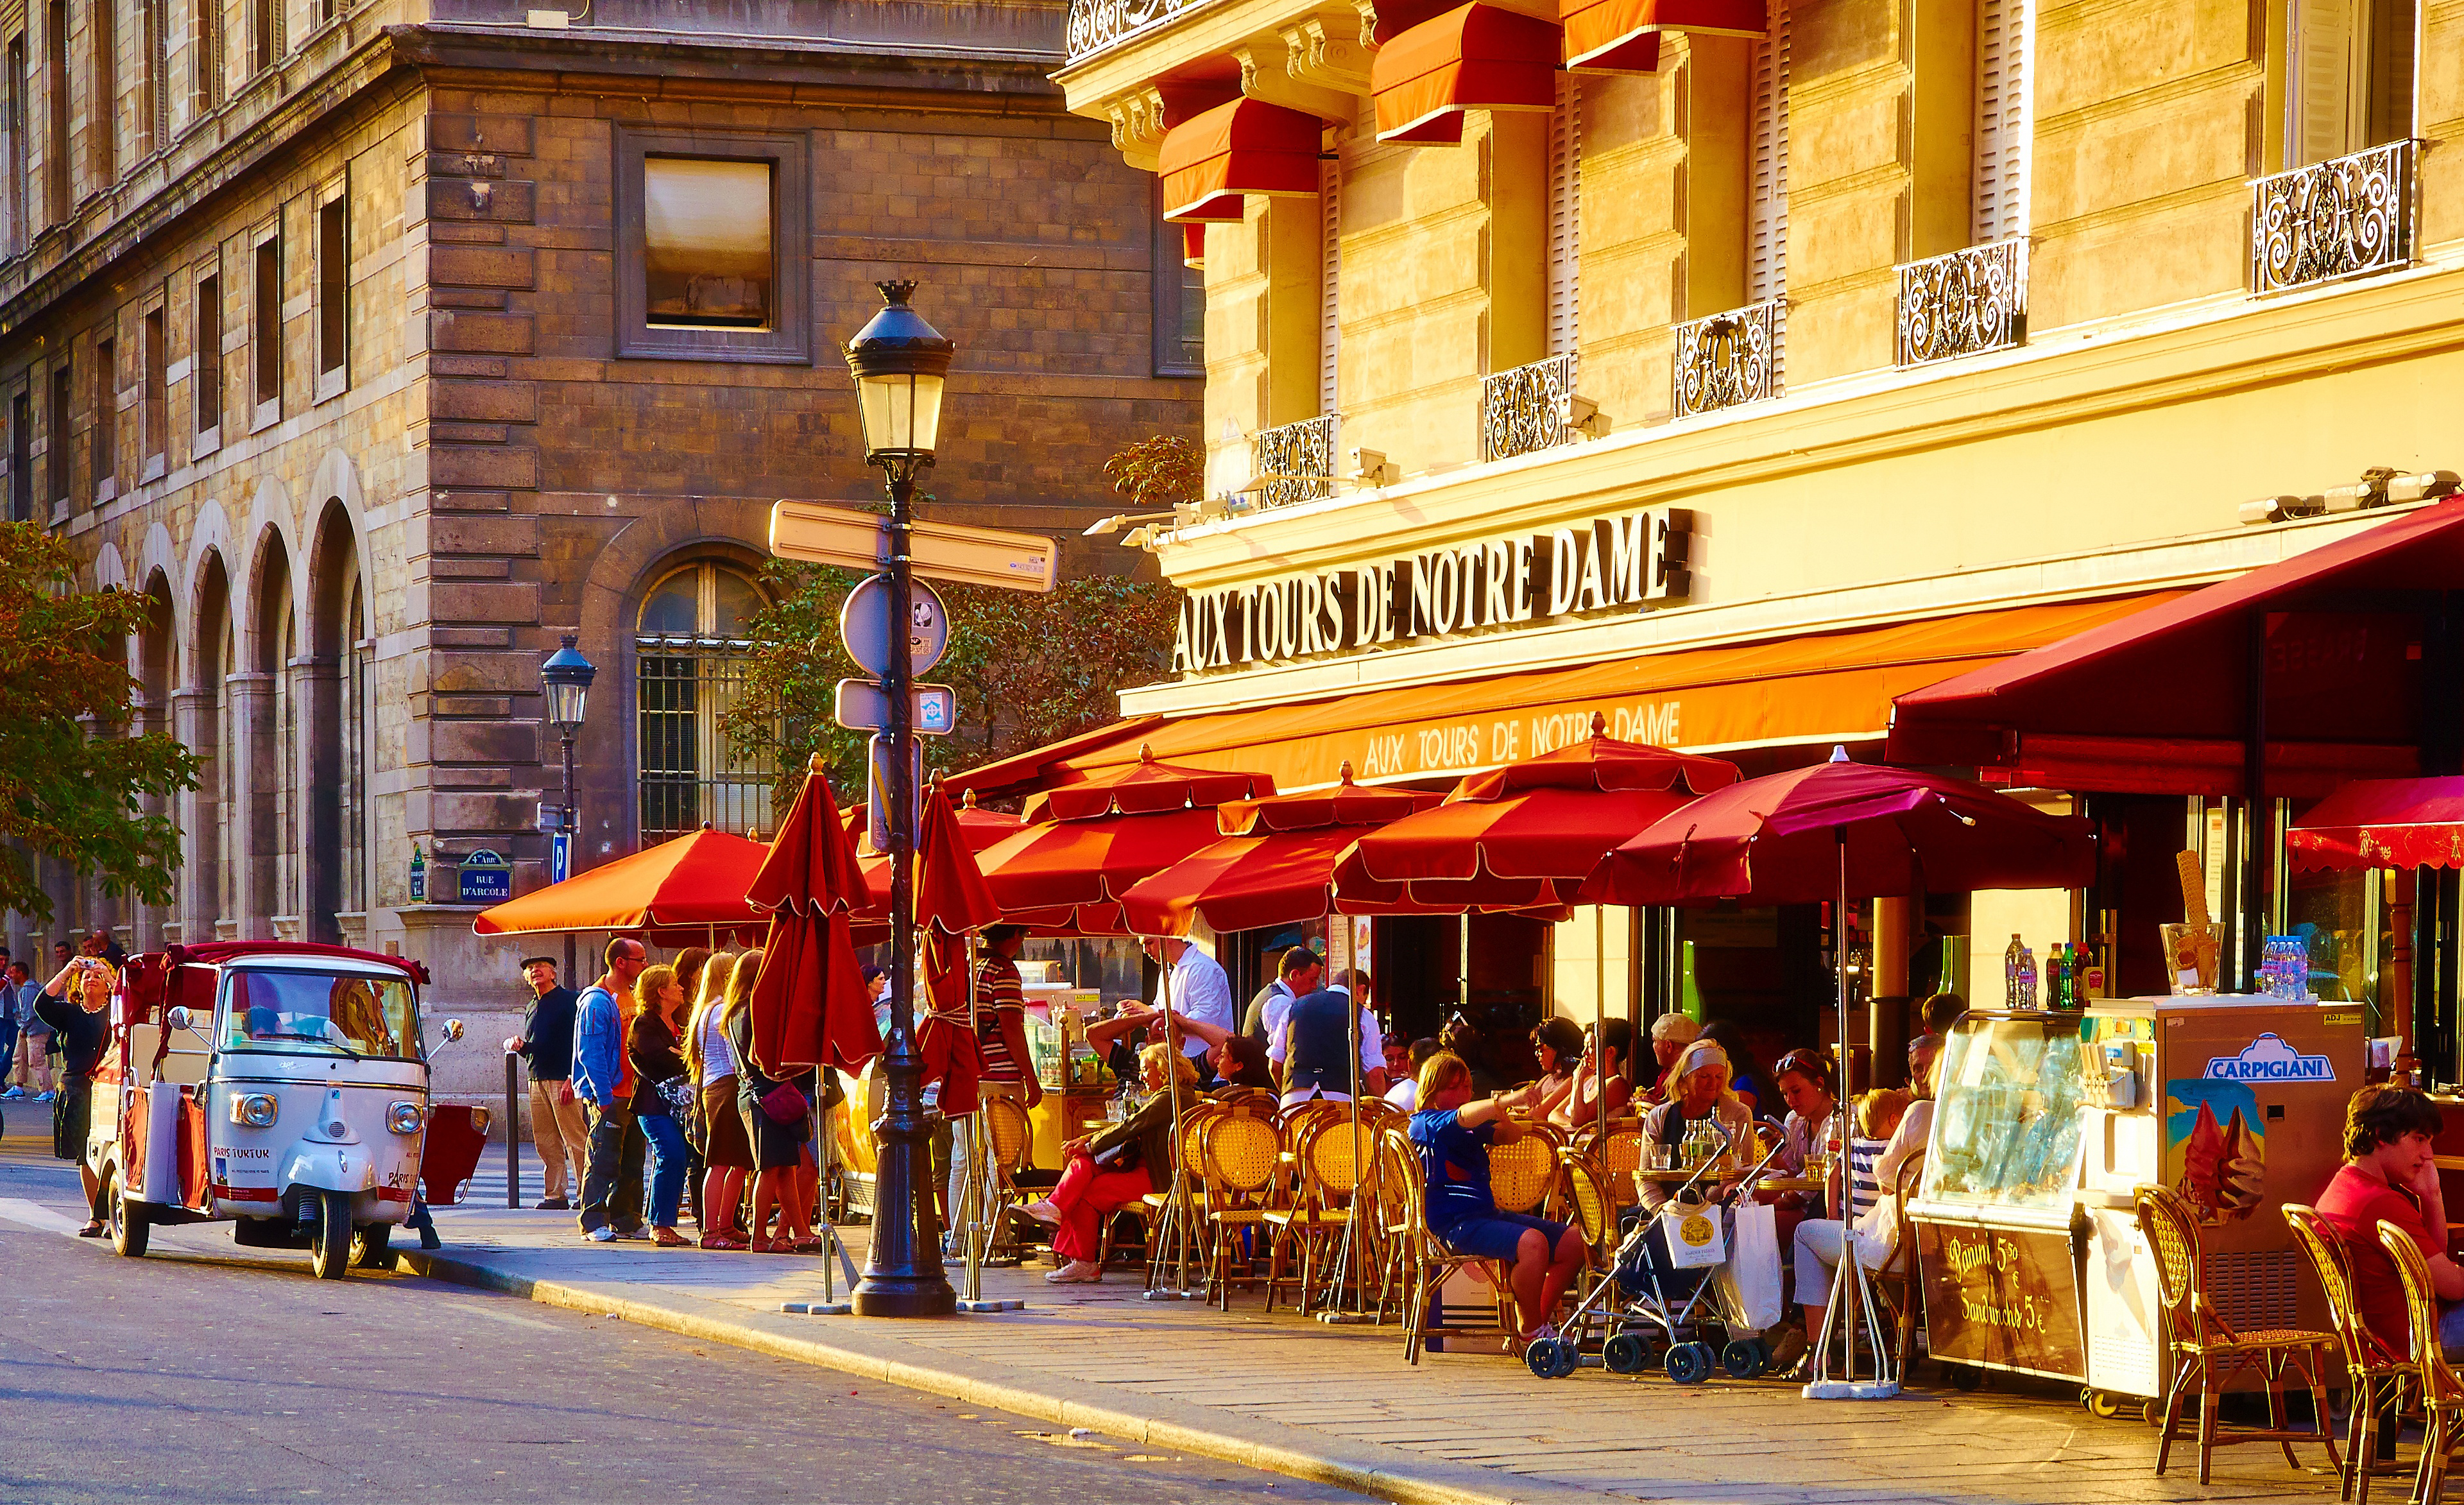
left=852, top=798, right=1022, bottom=916
left=1118, top=773, right=1446, bottom=936
left=746, top=761, right=880, bottom=1075
left=974, top=749, right=1274, bottom=932
left=914, top=785, right=1007, bottom=1115
left=472, top=826, right=767, bottom=940
left=1333, top=720, right=1738, bottom=907
left=1581, top=752, right=2097, bottom=907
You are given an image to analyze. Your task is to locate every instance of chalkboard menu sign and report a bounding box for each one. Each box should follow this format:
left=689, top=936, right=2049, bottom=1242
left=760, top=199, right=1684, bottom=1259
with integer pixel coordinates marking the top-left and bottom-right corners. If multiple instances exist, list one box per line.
left=1915, top=1221, right=2085, bottom=1382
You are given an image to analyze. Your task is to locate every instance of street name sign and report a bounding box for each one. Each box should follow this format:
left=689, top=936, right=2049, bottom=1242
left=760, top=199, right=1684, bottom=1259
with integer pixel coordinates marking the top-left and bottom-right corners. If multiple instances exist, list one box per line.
left=835, top=678, right=958, bottom=735
left=769, top=499, right=1059, bottom=594
left=459, top=848, right=512, bottom=904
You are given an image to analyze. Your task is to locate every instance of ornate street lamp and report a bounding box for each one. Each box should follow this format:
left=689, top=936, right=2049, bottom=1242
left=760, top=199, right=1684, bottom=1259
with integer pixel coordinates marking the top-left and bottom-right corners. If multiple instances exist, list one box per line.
left=540, top=634, right=595, bottom=977
left=844, top=279, right=957, bottom=1317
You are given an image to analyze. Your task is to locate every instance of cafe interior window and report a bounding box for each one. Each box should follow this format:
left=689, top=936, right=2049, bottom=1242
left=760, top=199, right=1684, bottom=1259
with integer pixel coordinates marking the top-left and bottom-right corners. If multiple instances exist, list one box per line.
left=616, top=128, right=807, bottom=363
left=635, top=561, right=780, bottom=845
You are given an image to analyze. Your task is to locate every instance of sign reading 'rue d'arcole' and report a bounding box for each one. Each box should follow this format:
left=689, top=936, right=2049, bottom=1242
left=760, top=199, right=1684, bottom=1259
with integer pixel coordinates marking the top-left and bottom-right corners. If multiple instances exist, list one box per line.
left=1170, top=507, right=1693, bottom=674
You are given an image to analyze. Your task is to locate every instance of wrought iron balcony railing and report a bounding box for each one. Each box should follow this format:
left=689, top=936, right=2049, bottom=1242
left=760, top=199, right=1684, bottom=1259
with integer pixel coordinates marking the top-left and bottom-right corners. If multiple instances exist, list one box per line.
left=1672, top=298, right=1782, bottom=418
left=1480, top=354, right=1577, bottom=463
left=1065, top=0, right=1206, bottom=60
left=1895, top=239, right=2027, bottom=368
left=1250, top=414, right=1340, bottom=511
left=2250, top=140, right=2416, bottom=296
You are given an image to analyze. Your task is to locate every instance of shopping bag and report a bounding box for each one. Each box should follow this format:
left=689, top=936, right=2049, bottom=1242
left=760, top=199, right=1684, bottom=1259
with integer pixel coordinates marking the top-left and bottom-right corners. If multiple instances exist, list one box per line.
left=1719, top=1200, right=1785, bottom=1332
left=1661, top=1198, right=1727, bottom=1268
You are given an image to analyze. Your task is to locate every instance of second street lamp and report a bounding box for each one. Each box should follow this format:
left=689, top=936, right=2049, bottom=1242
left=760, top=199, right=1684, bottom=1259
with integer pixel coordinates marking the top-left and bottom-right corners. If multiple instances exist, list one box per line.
left=844, top=279, right=957, bottom=1318
left=540, top=633, right=596, bottom=979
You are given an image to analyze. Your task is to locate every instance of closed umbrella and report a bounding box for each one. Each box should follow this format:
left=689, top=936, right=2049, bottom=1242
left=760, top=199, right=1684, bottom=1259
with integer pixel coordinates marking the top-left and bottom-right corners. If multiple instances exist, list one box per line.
left=746, top=761, right=878, bottom=1076
left=1584, top=748, right=2096, bottom=1399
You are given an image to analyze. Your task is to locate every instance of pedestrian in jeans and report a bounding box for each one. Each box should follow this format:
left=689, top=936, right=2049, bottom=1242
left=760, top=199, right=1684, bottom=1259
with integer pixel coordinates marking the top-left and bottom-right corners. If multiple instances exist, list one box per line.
left=12, top=961, right=55, bottom=1100
left=627, top=963, right=694, bottom=1247
left=573, top=936, right=649, bottom=1242
left=0, top=960, right=20, bottom=1103
left=502, top=955, right=586, bottom=1210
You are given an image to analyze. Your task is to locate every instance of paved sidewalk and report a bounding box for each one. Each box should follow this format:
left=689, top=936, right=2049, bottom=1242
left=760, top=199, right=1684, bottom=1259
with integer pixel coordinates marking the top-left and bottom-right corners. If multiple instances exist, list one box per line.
left=402, top=1165, right=2351, bottom=1505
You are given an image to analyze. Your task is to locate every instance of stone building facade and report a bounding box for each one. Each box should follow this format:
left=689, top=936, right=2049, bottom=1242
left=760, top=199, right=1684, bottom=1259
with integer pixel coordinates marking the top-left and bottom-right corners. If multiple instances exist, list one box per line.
left=1, top=0, right=1201, bottom=1079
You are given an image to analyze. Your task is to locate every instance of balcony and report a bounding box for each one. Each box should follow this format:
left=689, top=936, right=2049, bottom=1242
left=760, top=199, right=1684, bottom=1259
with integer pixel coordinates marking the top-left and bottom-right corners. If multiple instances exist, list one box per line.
left=1895, top=239, right=2028, bottom=368
left=1480, top=354, right=1578, bottom=464
left=2250, top=140, right=2416, bottom=296
left=1251, top=414, right=1340, bottom=510
left=1672, top=298, right=1782, bottom=419
left=1065, top=0, right=1210, bottom=60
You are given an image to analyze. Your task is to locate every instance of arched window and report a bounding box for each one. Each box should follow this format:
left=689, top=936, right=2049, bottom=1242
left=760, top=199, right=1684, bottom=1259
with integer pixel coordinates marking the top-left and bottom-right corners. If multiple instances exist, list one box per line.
left=636, top=561, right=779, bottom=845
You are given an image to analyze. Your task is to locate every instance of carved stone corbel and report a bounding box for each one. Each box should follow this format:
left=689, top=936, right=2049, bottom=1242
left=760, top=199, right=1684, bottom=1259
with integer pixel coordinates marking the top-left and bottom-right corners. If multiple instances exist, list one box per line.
left=1233, top=37, right=1356, bottom=120
left=1279, top=8, right=1376, bottom=96
left=1106, top=85, right=1170, bottom=171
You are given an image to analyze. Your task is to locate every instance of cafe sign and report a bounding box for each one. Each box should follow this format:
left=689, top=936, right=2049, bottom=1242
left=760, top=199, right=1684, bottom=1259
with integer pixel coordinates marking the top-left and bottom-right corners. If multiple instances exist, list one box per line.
left=1170, top=507, right=1693, bottom=674
left=1915, top=1221, right=2084, bottom=1381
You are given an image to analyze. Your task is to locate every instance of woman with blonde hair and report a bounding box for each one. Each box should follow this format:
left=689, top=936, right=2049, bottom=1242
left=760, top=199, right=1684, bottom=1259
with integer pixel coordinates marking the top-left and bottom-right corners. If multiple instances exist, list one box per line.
left=683, top=951, right=749, bottom=1249
left=1635, top=1038, right=1756, bottom=1214
left=1020, top=1042, right=1195, bottom=1283
left=722, top=949, right=818, bottom=1251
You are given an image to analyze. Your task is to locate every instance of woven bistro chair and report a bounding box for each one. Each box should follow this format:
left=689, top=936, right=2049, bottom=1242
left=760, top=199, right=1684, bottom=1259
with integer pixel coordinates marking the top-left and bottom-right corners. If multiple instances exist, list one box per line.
left=1263, top=1112, right=1369, bottom=1314
left=1598, top=1125, right=1646, bottom=1212
left=1869, top=1152, right=1927, bottom=1373
left=1199, top=1108, right=1285, bottom=1309
left=979, top=1092, right=1044, bottom=1260
left=1374, top=1127, right=1425, bottom=1323
left=1142, top=1098, right=1222, bottom=1291
left=2380, top=1219, right=2464, bottom=1505
left=1487, top=1126, right=1562, bottom=1216
left=2138, top=1183, right=2341, bottom=1484
left=1385, top=1125, right=1507, bottom=1364
left=2286, top=1203, right=2414, bottom=1505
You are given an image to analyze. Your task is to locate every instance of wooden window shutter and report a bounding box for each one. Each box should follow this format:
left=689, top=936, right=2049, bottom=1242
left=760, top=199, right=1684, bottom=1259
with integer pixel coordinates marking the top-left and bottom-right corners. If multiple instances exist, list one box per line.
left=1747, top=0, right=1789, bottom=305
left=1319, top=145, right=1339, bottom=415
left=1973, top=0, right=2032, bottom=243
left=2288, top=0, right=2359, bottom=164
left=1546, top=73, right=1581, bottom=357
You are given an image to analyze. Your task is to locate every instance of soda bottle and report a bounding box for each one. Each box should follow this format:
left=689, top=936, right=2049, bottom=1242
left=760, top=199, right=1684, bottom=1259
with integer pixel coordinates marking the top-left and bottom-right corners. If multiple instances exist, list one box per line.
left=2046, top=944, right=2069, bottom=1009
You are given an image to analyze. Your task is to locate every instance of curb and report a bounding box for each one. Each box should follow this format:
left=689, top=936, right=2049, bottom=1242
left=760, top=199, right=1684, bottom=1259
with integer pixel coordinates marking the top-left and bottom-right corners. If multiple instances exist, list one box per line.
left=400, top=1249, right=1607, bottom=1505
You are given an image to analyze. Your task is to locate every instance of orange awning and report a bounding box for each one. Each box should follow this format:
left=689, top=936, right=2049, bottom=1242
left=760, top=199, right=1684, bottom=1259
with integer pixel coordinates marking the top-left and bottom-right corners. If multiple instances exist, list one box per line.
left=1562, top=0, right=1764, bottom=72
left=1373, top=3, right=1561, bottom=145
left=1038, top=594, right=2182, bottom=794
left=1159, top=98, right=1324, bottom=223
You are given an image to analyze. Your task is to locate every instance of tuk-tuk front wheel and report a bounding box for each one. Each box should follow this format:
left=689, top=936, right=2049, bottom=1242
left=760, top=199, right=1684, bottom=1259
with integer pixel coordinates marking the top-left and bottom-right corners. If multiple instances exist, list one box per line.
left=309, top=1191, right=353, bottom=1280
left=107, top=1170, right=148, bottom=1259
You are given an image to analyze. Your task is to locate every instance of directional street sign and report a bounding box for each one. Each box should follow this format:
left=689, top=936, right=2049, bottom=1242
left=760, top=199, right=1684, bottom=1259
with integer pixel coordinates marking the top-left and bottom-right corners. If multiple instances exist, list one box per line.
left=769, top=499, right=1059, bottom=594
left=835, top=678, right=958, bottom=735
left=840, top=574, right=949, bottom=678
left=865, top=734, right=924, bottom=856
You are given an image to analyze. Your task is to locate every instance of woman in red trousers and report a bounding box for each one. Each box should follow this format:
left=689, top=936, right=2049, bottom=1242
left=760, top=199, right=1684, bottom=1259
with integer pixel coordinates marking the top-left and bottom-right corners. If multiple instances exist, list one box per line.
left=1018, top=1042, right=1190, bottom=1283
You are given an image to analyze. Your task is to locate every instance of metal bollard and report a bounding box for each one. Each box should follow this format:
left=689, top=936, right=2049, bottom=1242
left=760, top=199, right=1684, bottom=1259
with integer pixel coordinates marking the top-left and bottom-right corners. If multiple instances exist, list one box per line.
left=504, top=1051, right=522, bottom=1208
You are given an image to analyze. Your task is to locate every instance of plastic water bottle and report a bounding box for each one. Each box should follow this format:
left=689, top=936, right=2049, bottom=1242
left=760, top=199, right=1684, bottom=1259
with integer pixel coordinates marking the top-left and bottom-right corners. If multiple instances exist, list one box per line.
left=2005, top=934, right=2024, bottom=1009
left=2017, top=945, right=2039, bottom=1009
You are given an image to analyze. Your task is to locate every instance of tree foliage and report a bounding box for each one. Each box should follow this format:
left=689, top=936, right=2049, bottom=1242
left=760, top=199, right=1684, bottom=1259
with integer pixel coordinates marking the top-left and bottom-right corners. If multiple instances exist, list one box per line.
left=1102, top=434, right=1205, bottom=513
left=0, top=522, right=201, bottom=924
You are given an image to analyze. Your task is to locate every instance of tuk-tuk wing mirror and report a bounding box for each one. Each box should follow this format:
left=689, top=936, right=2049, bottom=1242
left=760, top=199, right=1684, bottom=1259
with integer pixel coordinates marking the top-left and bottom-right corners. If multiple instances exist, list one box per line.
left=166, top=1006, right=208, bottom=1040
left=441, top=1018, right=465, bottom=1043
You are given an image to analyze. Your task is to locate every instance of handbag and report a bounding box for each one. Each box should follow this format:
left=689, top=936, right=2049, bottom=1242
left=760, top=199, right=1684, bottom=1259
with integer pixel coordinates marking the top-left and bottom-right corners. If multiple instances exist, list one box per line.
left=758, top=1080, right=809, bottom=1126
left=652, top=1073, right=697, bottom=1118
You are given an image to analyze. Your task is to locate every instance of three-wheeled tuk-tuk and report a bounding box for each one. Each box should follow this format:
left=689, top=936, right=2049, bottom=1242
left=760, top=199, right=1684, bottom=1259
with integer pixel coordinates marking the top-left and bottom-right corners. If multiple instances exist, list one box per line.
left=86, top=942, right=465, bottom=1279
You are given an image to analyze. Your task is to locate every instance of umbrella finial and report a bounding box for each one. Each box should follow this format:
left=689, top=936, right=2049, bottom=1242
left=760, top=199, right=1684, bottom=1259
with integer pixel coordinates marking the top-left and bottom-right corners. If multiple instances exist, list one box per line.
left=1138, top=743, right=1156, bottom=763
left=1338, top=760, right=1355, bottom=785
left=961, top=788, right=978, bottom=809
left=1589, top=710, right=1607, bottom=739
left=701, top=821, right=715, bottom=830
left=807, top=753, right=829, bottom=776
left=1828, top=745, right=1852, bottom=763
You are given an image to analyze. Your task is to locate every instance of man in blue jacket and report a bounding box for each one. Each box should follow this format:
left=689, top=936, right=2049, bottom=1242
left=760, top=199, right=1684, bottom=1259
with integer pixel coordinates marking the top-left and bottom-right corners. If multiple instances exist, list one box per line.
left=572, top=936, right=648, bottom=1241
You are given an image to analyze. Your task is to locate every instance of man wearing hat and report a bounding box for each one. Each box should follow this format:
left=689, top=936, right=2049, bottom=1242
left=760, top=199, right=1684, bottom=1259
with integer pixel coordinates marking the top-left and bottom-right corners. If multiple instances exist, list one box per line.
left=502, top=954, right=585, bottom=1210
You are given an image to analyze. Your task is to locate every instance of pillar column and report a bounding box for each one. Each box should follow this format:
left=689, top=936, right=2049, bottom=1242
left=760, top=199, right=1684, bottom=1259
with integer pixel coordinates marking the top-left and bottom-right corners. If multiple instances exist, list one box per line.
left=228, top=669, right=277, bottom=940
left=1870, top=895, right=1913, bottom=1086
left=293, top=653, right=341, bottom=944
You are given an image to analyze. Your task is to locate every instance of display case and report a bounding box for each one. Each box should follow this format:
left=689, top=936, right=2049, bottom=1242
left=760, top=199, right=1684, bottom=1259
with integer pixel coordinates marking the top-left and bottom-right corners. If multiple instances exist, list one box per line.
left=1910, top=1010, right=2094, bottom=1383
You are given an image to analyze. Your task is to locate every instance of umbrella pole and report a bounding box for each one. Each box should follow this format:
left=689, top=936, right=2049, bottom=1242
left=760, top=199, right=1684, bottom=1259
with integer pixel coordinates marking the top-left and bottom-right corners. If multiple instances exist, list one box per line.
left=963, top=929, right=985, bottom=1305
left=1145, top=949, right=1202, bottom=1302
left=1595, top=903, right=1608, bottom=1152
left=1319, top=963, right=1371, bottom=1324
left=1806, top=829, right=1899, bottom=1400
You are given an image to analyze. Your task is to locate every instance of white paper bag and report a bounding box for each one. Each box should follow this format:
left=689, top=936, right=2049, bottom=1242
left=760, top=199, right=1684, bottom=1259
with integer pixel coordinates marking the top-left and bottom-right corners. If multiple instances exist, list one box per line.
left=1661, top=1200, right=1727, bottom=1268
left=1720, top=1201, right=1785, bottom=1332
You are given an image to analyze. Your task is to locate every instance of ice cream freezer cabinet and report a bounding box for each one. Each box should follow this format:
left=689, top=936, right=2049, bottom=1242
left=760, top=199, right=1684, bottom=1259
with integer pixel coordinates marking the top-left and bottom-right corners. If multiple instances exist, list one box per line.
left=1908, top=1000, right=2362, bottom=1400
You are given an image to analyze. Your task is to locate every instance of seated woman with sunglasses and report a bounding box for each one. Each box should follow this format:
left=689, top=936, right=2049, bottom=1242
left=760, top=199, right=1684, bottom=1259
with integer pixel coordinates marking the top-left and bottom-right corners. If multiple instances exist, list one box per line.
left=1547, top=1018, right=1635, bottom=1135
left=1493, top=1017, right=1582, bottom=1121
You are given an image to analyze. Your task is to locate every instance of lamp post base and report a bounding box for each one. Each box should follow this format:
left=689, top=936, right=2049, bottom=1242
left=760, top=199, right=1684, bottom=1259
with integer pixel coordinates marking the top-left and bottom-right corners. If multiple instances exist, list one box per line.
left=850, top=1278, right=959, bottom=1318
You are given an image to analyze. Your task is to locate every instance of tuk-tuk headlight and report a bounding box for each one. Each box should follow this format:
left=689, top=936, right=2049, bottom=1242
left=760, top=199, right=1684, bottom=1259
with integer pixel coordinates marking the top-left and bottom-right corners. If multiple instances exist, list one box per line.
left=232, top=1094, right=278, bottom=1129
left=387, top=1101, right=425, bottom=1136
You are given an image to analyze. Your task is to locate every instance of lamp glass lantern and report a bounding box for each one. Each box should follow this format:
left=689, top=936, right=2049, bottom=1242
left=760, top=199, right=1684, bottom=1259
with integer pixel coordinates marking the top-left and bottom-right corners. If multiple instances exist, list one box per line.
left=540, top=635, right=597, bottom=734
left=844, top=280, right=955, bottom=460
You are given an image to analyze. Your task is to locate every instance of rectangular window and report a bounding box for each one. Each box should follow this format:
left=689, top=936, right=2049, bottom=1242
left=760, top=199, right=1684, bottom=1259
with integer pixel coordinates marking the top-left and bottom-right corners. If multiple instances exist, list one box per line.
left=91, top=335, right=114, bottom=494
left=141, top=0, right=161, bottom=156
left=1150, top=186, right=1203, bottom=379
left=45, top=0, right=67, bottom=219
left=9, top=390, right=28, bottom=521
left=4, top=37, right=22, bottom=254
left=90, top=0, right=115, bottom=184
left=46, top=358, right=69, bottom=506
left=315, top=193, right=345, bottom=395
left=613, top=128, right=809, bottom=363
left=193, top=270, right=219, bottom=436
left=251, top=232, right=277, bottom=417
left=142, top=304, right=164, bottom=472
left=1973, top=0, right=2032, bottom=242
left=191, top=0, right=219, bottom=114
left=2287, top=0, right=2415, bottom=164
left=250, top=0, right=274, bottom=74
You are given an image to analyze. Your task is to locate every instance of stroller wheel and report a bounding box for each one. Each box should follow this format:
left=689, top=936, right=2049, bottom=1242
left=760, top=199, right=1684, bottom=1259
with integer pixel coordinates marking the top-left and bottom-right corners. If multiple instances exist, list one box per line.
left=1603, top=1333, right=1650, bottom=1375
left=1664, top=1340, right=1714, bottom=1384
left=1525, top=1337, right=1576, bottom=1380
left=1720, top=1337, right=1767, bottom=1380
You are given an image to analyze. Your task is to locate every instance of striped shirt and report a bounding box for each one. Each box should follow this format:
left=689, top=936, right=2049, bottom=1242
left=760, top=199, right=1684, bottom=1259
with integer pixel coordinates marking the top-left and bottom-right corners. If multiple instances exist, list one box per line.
left=1845, top=1136, right=1887, bottom=1223
left=974, top=954, right=1028, bottom=1081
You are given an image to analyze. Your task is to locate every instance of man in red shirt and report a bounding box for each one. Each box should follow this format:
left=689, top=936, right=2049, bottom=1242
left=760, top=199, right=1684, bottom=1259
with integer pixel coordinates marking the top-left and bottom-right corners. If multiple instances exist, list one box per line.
left=2316, top=1085, right=2464, bottom=1360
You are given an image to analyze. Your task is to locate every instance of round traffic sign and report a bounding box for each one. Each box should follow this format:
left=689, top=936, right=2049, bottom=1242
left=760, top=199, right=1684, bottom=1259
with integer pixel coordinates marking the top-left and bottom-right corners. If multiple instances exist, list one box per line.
left=841, top=574, right=950, bottom=677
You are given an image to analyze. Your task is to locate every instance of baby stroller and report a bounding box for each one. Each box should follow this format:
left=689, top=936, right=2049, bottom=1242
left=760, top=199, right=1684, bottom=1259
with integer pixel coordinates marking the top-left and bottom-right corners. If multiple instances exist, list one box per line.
left=1525, top=1122, right=1789, bottom=1382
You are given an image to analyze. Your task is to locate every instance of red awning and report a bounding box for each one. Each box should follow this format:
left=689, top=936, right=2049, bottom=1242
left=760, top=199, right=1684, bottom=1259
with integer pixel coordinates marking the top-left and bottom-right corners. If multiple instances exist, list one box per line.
left=1372, top=3, right=1560, bottom=145
left=1888, top=503, right=2464, bottom=795
left=1561, top=0, right=1764, bottom=72
left=2287, top=777, right=2464, bottom=870
left=1158, top=98, right=1324, bottom=223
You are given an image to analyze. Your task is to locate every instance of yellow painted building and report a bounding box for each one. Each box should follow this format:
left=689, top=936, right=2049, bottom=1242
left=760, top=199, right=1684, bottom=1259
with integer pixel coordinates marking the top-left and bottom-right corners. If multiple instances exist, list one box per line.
left=1010, top=0, right=2463, bottom=1059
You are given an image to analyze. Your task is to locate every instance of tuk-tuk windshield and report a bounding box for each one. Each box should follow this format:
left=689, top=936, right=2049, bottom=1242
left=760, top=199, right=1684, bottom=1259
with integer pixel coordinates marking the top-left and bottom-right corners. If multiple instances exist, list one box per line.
left=221, top=969, right=421, bottom=1060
